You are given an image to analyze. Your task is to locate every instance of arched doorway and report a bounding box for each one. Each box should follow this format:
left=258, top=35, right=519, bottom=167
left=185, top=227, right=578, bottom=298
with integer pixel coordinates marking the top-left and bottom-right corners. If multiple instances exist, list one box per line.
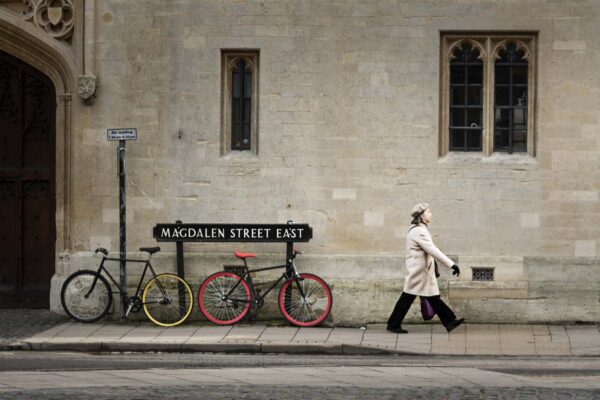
left=0, top=49, right=56, bottom=308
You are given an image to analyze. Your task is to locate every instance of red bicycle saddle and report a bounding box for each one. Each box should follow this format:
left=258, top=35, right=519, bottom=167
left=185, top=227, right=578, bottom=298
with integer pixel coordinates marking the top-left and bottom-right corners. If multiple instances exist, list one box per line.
left=234, top=251, right=256, bottom=259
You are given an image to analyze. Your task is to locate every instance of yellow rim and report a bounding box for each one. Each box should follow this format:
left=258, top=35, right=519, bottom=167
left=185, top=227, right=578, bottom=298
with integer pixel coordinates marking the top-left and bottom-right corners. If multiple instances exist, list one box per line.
left=142, top=273, right=193, bottom=327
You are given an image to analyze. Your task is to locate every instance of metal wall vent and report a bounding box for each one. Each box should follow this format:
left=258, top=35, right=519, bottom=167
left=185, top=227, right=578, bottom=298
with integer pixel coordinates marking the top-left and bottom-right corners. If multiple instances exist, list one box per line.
left=472, top=267, right=494, bottom=281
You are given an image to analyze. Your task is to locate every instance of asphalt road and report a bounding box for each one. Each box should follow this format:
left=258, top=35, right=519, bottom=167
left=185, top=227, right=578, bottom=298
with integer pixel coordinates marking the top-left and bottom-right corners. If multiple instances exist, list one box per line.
left=2, top=351, right=600, bottom=375
left=0, top=352, right=599, bottom=399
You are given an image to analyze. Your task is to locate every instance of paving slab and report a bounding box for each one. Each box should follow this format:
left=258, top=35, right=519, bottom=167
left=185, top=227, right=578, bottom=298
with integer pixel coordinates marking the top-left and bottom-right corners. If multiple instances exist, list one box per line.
left=499, top=324, right=536, bottom=355
left=185, top=326, right=232, bottom=343
left=118, top=325, right=165, bottom=342
left=466, top=324, right=500, bottom=355
left=221, top=324, right=266, bottom=342
left=326, top=327, right=365, bottom=345
left=567, top=325, right=600, bottom=356
left=80, top=323, right=136, bottom=343
left=431, top=324, right=466, bottom=355
left=257, top=326, right=298, bottom=342
left=23, top=322, right=73, bottom=341
left=292, top=327, right=331, bottom=343
left=153, top=326, right=199, bottom=343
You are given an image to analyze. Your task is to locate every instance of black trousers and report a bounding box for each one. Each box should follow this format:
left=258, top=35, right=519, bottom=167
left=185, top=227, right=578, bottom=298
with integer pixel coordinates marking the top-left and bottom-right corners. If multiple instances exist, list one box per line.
left=387, top=292, right=457, bottom=329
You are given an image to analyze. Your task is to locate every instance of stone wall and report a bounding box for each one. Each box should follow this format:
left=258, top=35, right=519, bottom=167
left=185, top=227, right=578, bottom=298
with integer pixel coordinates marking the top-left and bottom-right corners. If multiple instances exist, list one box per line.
left=47, top=0, right=600, bottom=323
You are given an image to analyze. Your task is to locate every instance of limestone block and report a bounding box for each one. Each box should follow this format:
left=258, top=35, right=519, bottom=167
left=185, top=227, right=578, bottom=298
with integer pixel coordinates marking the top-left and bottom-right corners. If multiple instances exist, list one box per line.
left=553, top=40, right=586, bottom=51
left=332, top=188, right=357, bottom=200
left=575, top=240, right=597, bottom=257
left=449, top=281, right=528, bottom=300
left=524, top=257, right=600, bottom=282
left=521, top=213, right=540, bottom=228
left=464, top=299, right=529, bottom=323
left=363, top=211, right=384, bottom=227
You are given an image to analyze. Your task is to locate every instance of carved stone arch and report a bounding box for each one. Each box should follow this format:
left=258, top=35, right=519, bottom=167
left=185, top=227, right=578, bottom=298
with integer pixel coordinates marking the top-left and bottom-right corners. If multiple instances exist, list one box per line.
left=492, top=39, right=531, bottom=61
left=0, top=12, right=75, bottom=261
left=227, top=55, right=257, bottom=72
left=447, top=39, right=486, bottom=62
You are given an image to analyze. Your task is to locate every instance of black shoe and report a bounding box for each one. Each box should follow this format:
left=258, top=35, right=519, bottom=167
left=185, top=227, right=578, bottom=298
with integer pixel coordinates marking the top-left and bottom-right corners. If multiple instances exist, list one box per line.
left=446, top=318, right=465, bottom=333
left=386, top=326, right=408, bottom=334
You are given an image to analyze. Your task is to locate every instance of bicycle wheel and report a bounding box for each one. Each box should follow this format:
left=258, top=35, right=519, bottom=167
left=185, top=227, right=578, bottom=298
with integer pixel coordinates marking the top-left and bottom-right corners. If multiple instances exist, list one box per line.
left=61, top=270, right=112, bottom=323
left=142, top=273, right=194, bottom=327
left=198, top=271, right=251, bottom=325
left=279, top=273, right=332, bottom=327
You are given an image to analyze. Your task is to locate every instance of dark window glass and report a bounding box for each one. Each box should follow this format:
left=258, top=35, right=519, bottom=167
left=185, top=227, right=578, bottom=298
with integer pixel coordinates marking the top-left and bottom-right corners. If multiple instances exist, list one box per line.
left=495, top=108, right=511, bottom=127
left=450, top=129, right=465, bottom=148
left=494, top=42, right=528, bottom=152
left=467, top=108, right=481, bottom=127
left=449, top=43, right=483, bottom=151
left=450, top=65, right=465, bottom=84
left=495, top=86, right=510, bottom=106
left=467, top=131, right=482, bottom=149
left=467, top=65, right=482, bottom=84
left=451, top=86, right=465, bottom=105
left=494, top=129, right=510, bottom=149
left=512, top=66, right=528, bottom=84
left=495, top=66, right=510, bottom=84
left=513, top=108, right=527, bottom=129
left=512, top=130, right=527, bottom=150
left=467, top=86, right=482, bottom=105
left=231, top=59, right=252, bottom=150
left=512, top=86, right=527, bottom=106
left=450, top=108, right=465, bottom=127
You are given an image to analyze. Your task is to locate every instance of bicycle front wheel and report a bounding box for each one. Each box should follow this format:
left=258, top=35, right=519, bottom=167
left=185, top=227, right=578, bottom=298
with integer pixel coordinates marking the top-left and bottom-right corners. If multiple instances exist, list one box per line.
left=142, top=273, right=193, bottom=327
left=279, top=273, right=332, bottom=327
left=61, top=270, right=113, bottom=323
left=198, top=271, right=251, bottom=325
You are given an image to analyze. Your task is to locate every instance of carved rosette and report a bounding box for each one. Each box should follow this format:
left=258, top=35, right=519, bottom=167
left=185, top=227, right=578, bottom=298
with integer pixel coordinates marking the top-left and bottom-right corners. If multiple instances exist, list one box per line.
left=21, top=0, right=75, bottom=41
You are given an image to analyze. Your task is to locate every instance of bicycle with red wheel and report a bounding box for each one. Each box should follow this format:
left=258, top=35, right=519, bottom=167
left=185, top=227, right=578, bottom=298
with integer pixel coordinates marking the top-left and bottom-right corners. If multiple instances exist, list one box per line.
left=198, top=249, right=332, bottom=327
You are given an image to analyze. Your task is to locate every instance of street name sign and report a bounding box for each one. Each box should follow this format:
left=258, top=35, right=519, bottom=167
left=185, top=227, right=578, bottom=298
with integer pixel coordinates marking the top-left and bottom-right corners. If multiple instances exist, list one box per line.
left=153, top=223, right=313, bottom=242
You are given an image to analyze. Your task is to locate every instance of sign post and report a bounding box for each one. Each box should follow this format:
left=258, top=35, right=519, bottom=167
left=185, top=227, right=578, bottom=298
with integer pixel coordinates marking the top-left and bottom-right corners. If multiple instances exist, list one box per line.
left=108, top=128, right=137, bottom=320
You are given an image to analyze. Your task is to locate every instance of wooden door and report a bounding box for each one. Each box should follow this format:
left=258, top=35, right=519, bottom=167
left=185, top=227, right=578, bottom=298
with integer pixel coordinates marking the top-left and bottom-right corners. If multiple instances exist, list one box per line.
left=0, top=50, right=56, bottom=308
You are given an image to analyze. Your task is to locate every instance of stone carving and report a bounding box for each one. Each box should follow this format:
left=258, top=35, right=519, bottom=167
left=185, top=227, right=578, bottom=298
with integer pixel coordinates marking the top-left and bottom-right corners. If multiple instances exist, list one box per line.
left=77, top=75, right=98, bottom=104
left=22, top=0, right=75, bottom=41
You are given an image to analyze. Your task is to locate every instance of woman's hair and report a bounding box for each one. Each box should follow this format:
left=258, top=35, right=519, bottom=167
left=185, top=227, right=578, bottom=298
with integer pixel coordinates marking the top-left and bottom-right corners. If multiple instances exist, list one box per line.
left=411, top=215, right=423, bottom=225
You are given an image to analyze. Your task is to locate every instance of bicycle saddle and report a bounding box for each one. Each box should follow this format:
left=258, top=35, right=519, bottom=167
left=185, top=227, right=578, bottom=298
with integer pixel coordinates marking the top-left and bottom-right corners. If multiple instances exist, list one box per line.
left=234, top=251, right=256, bottom=259
left=139, top=247, right=160, bottom=254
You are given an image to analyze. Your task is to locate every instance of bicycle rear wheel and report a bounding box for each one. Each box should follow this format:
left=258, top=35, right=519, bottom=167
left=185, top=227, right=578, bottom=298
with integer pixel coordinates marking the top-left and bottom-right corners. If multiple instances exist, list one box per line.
left=142, top=273, right=193, bottom=327
left=279, top=273, right=332, bottom=327
left=198, top=271, right=251, bottom=325
left=61, top=270, right=112, bottom=323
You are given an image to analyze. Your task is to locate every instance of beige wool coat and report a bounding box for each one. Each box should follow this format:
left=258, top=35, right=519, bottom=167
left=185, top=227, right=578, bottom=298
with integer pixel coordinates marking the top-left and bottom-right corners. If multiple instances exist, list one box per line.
left=403, top=223, right=455, bottom=297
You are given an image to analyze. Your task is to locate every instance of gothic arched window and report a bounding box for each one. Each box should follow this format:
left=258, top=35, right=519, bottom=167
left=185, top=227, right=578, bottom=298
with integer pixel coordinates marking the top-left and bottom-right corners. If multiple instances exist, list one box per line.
left=449, top=43, right=484, bottom=151
left=440, top=34, right=536, bottom=157
left=221, top=51, right=259, bottom=155
left=494, top=42, right=529, bottom=153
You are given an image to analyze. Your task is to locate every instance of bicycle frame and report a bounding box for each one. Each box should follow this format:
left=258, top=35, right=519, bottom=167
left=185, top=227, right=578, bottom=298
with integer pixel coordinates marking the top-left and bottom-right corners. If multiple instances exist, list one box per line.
left=85, top=256, right=169, bottom=312
left=224, top=258, right=307, bottom=306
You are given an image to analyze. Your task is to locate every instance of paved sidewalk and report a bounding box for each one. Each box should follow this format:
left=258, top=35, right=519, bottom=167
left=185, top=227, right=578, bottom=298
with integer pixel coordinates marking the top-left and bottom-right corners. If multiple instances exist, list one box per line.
left=13, top=322, right=600, bottom=356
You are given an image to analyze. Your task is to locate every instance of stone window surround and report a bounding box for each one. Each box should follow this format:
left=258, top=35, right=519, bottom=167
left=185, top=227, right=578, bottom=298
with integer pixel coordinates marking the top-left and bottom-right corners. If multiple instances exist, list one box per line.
left=439, top=32, right=537, bottom=158
left=220, top=49, right=259, bottom=156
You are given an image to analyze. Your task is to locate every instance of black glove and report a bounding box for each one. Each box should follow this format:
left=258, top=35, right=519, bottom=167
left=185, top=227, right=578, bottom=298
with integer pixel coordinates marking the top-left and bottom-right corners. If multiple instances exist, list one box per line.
left=451, top=265, right=460, bottom=277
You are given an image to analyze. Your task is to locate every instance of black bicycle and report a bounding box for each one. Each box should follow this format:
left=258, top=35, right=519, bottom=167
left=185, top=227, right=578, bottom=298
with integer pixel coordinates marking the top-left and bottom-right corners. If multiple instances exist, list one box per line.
left=198, top=249, right=332, bottom=327
left=60, top=247, right=193, bottom=327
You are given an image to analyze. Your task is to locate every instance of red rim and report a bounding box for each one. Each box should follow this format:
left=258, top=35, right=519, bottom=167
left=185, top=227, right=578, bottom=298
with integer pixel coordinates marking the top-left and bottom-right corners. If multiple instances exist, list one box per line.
left=279, top=273, right=332, bottom=327
left=198, top=271, right=251, bottom=325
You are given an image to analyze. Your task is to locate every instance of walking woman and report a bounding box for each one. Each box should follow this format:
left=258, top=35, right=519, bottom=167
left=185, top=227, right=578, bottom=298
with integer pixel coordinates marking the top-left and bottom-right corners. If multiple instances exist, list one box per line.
left=387, top=203, right=465, bottom=334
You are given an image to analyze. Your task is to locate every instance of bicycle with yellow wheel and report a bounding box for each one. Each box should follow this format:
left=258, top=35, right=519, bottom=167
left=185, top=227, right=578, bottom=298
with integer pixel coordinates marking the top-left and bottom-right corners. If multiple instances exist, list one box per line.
left=61, top=247, right=193, bottom=327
